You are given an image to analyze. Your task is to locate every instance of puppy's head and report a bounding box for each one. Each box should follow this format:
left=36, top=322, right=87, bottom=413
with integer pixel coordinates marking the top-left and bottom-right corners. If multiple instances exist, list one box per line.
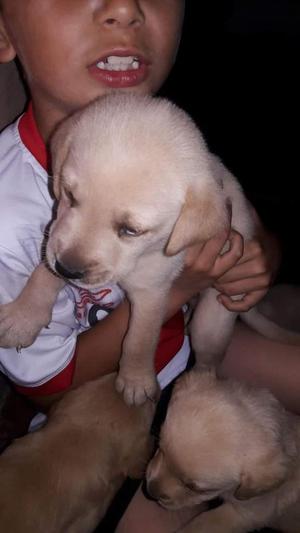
left=146, top=369, right=296, bottom=510
left=47, top=94, right=228, bottom=287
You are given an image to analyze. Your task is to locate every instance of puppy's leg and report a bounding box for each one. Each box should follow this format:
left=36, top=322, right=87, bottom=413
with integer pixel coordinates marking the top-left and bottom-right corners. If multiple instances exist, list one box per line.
left=177, top=503, right=253, bottom=533
left=116, top=290, right=167, bottom=406
left=190, top=288, right=238, bottom=367
left=0, top=263, right=64, bottom=348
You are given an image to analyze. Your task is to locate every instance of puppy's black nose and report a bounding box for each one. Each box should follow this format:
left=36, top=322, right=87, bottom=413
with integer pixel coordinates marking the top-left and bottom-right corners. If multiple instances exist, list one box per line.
left=141, top=479, right=157, bottom=502
left=55, top=260, right=84, bottom=280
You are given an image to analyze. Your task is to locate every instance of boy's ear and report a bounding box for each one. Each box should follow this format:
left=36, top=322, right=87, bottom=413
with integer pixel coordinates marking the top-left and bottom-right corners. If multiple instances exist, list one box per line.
left=0, top=16, right=16, bottom=63
left=165, top=185, right=228, bottom=256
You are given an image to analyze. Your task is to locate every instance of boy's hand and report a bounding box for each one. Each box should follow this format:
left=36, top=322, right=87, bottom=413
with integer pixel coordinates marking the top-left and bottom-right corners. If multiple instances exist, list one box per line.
left=174, top=228, right=244, bottom=295
left=172, top=210, right=281, bottom=314
left=214, top=217, right=281, bottom=312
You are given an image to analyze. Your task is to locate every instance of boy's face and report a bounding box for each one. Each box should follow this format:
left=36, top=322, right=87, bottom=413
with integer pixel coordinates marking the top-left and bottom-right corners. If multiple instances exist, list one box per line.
left=0, top=0, right=185, bottom=138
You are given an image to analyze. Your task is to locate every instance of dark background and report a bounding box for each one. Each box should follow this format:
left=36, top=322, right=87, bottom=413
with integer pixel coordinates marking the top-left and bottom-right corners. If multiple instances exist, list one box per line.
left=160, top=0, right=300, bottom=284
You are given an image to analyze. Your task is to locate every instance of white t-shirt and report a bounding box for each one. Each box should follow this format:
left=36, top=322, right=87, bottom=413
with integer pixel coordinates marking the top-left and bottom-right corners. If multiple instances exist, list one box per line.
left=0, top=115, right=189, bottom=389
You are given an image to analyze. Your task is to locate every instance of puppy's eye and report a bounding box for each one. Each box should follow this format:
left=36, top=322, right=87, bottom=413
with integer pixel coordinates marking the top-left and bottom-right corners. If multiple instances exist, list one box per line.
left=63, top=188, right=78, bottom=208
left=118, top=225, right=142, bottom=238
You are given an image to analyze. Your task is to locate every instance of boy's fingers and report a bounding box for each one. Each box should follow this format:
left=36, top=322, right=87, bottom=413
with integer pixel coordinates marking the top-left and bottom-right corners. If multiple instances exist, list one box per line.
left=215, top=259, right=271, bottom=286
left=214, top=272, right=271, bottom=296
left=183, top=242, right=206, bottom=268
left=218, top=289, right=268, bottom=312
left=183, top=228, right=242, bottom=278
left=232, top=239, right=264, bottom=266
left=184, top=230, right=228, bottom=270
left=211, top=230, right=244, bottom=278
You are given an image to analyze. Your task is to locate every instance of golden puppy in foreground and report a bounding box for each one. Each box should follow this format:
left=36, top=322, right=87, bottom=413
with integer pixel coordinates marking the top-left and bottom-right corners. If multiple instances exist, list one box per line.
left=0, top=373, right=154, bottom=533
left=1, top=94, right=299, bottom=406
left=146, top=369, right=300, bottom=533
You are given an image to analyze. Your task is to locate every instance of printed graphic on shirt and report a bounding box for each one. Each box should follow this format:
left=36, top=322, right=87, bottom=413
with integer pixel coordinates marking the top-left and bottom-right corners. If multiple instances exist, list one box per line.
left=70, top=284, right=125, bottom=330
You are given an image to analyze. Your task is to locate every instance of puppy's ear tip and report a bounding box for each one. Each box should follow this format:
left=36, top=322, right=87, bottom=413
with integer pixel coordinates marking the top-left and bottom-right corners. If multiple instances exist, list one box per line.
left=164, top=241, right=184, bottom=257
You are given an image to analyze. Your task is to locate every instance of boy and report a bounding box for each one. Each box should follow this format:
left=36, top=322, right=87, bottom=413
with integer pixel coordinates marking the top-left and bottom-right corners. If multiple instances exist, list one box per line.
left=0, top=0, right=282, bottom=530
left=0, top=0, right=275, bottom=406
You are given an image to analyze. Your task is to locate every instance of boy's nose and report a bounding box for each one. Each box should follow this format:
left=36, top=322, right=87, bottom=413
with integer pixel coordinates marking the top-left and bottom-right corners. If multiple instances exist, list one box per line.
left=95, top=0, right=144, bottom=29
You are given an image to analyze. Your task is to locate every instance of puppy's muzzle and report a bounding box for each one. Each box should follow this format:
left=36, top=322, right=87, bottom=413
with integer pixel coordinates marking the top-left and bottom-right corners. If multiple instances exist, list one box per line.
left=145, top=478, right=172, bottom=505
left=141, top=479, right=158, bottom=502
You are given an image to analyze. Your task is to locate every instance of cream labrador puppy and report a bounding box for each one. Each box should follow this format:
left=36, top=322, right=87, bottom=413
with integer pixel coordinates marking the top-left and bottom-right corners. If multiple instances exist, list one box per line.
left=0, top=372, right=154, bottom=533
left=146, top=369, right=300, bottom=533
left=0, top=94, right=299, bottom=405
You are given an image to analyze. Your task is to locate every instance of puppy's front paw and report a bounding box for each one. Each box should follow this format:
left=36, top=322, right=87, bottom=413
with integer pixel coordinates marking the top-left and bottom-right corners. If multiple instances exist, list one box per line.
left=0, top=300, right=51, bottom=348
left=0, top=301, right=32, bottom=348
left=115, top=369, right=159, bottom=406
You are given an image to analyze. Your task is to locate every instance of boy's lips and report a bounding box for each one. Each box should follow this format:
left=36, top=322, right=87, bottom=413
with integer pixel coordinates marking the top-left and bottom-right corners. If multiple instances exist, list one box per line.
left=88, top=50, right=150, bottom=89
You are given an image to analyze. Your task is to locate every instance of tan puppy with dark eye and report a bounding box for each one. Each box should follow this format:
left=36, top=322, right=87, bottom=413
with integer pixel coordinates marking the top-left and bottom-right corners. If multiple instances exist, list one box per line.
left=0, top=373, right=154, bottom=533
left=146, top=369, right=300, bottom=533
left=1, top=94, right=299, bottom=405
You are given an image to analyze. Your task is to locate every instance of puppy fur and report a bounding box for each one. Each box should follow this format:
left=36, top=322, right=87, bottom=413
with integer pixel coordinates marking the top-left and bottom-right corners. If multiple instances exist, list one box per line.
left=1, top=94, right=299, bottom=405
left=0, top=373, right=154, bottom=533
left=146, top=369, right=300, bottom=533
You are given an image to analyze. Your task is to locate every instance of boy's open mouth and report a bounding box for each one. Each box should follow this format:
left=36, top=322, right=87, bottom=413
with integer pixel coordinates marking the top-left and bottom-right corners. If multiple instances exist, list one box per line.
left=96, top=55, right=140, bottom=71
left=88, top=51, right=149, bottom=88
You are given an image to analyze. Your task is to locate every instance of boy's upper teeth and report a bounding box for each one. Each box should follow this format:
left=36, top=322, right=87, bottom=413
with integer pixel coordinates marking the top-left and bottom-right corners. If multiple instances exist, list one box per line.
left=97, top=55, right=140, bottom=71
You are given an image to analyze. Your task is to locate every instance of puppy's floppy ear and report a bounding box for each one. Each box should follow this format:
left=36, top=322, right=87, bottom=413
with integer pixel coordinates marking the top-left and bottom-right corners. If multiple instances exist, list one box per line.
left=50, top=116, right=75, bottom=199
left=235, top=448, right=290, bottom=500
left=165, top=185, right=228, bottom=257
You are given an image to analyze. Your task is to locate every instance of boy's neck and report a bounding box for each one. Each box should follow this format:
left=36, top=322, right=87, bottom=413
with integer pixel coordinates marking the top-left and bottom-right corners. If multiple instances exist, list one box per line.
left=30, top=97, right=72, bottom=143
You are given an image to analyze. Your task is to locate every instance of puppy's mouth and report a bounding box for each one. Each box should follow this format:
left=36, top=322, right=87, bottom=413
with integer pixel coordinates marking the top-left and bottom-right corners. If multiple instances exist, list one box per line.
left=48, top=258, right=114, bottom=287
left=69, top=276, right=114, bottom=290
left=65, top=272, right=115, bottom=289
left=157, top=498, right=183, bottom=511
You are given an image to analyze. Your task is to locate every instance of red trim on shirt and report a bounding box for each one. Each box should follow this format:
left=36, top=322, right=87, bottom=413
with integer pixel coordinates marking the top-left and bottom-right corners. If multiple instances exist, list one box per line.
left=16, top=105, right=185, bottom=397
left=154, top=311, right=184, bottom=374
left=18, top=103, right=49, bottom=171
left=14, top=356, right=76, bottom=397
